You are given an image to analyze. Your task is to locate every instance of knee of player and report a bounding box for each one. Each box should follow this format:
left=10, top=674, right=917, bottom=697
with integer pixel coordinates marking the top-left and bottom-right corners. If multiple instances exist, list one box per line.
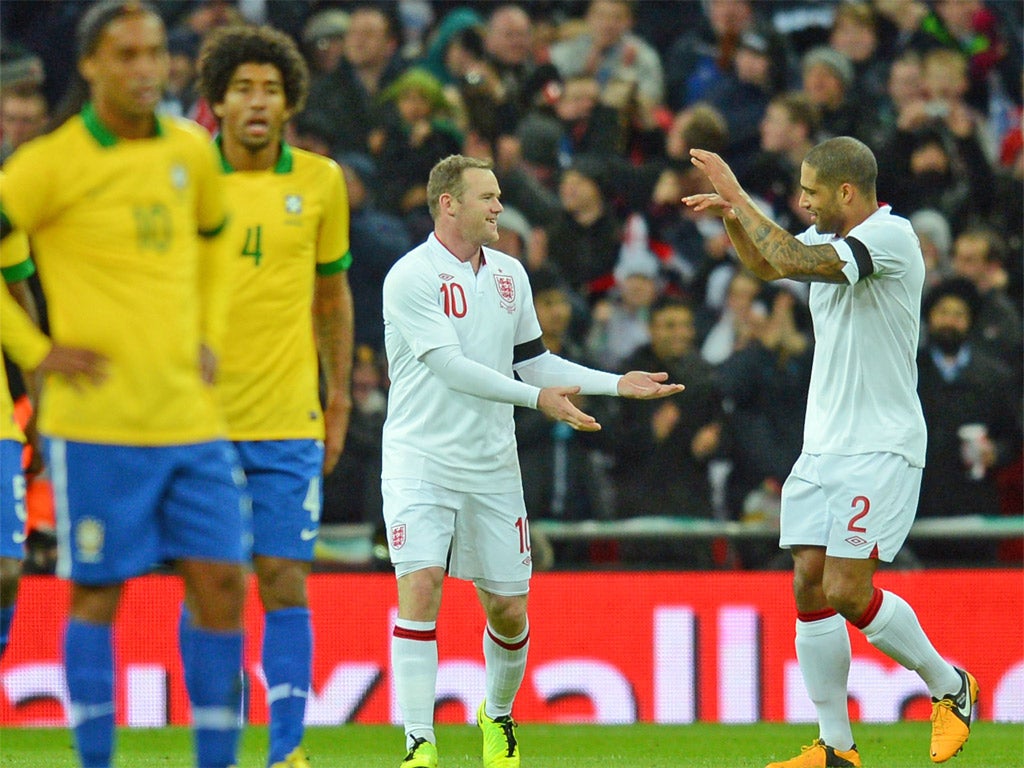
left=822, top=578, right=870, bottom=619
left=791, top=568, right=825, bottom=605
left=397, top=566, right=445, bottom=618
left=481, top=594, right=528, bottom=635
left=192, top=565, right=248, bottom=627
left=254, top=557, right=309, bottom=610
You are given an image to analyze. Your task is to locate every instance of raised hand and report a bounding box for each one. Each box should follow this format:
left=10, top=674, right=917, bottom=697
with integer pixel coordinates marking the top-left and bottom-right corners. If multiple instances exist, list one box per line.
left=688, top=148, right=744, bottom=207
left=681, top=191, right=736, bottom=220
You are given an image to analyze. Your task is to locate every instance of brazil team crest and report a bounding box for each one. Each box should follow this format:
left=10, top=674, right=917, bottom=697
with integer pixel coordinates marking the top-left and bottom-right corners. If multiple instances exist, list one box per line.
left=75, top=517, right=105, bottom=563
left=494, top=273, right=516, bottom=312
left=169, top=163, right=188, bottom=190
left=285, top=194, right=303, bottom=214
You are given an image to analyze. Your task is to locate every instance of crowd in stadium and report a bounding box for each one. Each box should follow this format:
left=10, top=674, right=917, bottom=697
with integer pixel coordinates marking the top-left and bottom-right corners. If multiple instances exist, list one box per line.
left=2, top=0, right=1021, bottom=570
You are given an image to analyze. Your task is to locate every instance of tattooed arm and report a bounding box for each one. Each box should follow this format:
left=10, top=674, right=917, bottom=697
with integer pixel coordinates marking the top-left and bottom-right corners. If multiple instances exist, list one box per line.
left=686, top=149, right=848, bottom=283
left=314, top=270, right=354, bottom=474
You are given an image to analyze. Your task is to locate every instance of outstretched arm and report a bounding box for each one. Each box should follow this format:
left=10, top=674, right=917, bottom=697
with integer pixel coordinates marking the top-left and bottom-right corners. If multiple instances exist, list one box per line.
left=685, top=149, right=847, bottom=283
left=515, top=351, right=685, bottom=400
left=616, top=370, right=686, bottom=399
left=422, top=346, right=602, bottom=431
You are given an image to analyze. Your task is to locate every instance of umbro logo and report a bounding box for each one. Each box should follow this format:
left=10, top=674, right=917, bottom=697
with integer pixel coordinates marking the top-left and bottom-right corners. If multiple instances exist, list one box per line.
left=845, top=535, right=869, bottom=547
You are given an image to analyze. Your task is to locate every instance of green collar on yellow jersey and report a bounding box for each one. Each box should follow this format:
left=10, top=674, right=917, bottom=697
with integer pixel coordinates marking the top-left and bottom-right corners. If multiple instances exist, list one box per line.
left=81, top=102, right=164, bottom=146
left=214, top=136, right=293, bottom=174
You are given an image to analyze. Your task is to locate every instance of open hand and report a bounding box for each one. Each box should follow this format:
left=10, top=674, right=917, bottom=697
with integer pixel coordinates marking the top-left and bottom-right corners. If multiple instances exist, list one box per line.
left=681, top=192, right=736, bottom=220
left=689, top=148, right=743, bottom=206
left=617, top=370, right=685, bottom=399
left=537, top=386, right=601, bottom=431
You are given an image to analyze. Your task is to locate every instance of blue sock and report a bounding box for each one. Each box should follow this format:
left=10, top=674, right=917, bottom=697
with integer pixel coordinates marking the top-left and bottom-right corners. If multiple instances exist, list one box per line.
left=178, top=605, right=197, bottom=699
left=188, top=627, right=243, bottom=768
left=0, top=604, right=15, bottom=658
left=263, top=607, right=312, bottom=764
left=64, top=619, right=115, bottom=768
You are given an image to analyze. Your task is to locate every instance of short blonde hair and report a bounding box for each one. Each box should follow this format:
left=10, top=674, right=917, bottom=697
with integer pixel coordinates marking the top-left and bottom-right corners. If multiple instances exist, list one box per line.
left=426, top=155, right=494, bottom=220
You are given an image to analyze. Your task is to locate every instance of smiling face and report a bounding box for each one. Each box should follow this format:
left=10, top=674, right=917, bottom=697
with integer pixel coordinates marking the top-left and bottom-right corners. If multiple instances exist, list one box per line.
left=649, top=304, right=697, bottom=361
left=451, top=167, right=503, bottom=247
left=798, top=163, right=844, bottom=235
left=215, top=62, right=291, bottom=154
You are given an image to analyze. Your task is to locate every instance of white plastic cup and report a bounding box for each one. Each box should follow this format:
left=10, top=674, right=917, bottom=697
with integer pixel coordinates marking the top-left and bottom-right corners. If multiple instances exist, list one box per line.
left=957, top=423, right=988, bottom=480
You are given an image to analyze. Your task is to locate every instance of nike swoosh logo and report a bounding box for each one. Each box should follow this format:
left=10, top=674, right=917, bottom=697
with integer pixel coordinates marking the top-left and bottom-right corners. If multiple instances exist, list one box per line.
left=300, top=528, right=318, bottom=541
left=957, top=692, right=972, bottom=718
left=955, top=671, right=973, bottom=719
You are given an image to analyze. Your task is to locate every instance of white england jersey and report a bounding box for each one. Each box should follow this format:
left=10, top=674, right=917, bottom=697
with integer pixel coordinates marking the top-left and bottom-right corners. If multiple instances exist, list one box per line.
left=382, top=234, right=543, bottom=492
left=797, top=205, right=927, bottom=466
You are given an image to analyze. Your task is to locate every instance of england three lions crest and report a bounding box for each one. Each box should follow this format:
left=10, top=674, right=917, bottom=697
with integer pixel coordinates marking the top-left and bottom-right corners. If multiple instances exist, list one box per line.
left=494, top=273, right=516, bottom=312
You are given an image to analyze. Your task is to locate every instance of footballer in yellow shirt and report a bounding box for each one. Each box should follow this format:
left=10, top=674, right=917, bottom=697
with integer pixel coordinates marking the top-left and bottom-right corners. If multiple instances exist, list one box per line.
left=0, top=5, right=248, bottom=767
left=197, top=23, right=354, bottom=767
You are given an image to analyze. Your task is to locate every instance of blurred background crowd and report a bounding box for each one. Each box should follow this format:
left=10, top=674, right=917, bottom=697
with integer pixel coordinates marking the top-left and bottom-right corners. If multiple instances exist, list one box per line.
left=2, top=0, right=1021, bottom=570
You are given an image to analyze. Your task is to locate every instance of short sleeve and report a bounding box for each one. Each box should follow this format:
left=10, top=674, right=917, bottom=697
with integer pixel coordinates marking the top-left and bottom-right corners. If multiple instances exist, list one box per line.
left=316, top=158, right=351, bottom=273
left=193, top=133, right=229, bottom=237
left=0, top=143, right=53, bottom=236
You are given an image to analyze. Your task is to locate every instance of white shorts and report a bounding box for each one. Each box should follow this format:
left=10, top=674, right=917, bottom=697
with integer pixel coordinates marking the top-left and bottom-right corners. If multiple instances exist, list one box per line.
left=779, top=452, right=921, bottom=562
left=382, top=477, right=532, bottom=592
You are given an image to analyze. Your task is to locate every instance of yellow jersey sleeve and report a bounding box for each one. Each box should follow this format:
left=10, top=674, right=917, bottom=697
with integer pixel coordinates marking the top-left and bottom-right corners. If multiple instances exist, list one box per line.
left=0, top=225, right=43, bottom=444
left=1, top=281, right=51, bottom=371
left=194, top=136, right=232, bottom=355
left=315, top=158, right=351, bottom=275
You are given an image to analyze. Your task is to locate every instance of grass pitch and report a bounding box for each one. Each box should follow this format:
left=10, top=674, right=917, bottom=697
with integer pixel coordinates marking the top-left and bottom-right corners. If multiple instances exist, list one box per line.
left=1, top=722, right=1021, bottom=767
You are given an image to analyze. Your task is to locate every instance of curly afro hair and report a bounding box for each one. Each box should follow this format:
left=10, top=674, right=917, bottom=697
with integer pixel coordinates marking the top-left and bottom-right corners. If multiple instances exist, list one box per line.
left=197, top=25, right=309, bottom=113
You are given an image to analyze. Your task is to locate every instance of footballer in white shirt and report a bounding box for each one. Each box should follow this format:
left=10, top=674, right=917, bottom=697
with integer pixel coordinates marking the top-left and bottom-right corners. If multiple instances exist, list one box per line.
left=685, top=137, right=976, bottom=767
left=382, top=154, right=684, bottom=768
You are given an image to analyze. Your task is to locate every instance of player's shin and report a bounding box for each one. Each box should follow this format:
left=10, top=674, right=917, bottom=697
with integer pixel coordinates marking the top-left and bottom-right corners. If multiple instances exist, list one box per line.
left=483, top=621, right=530, bottom=716
left=65, top=619, right=116, bottom=768
left=392, top=618, right=439, bottom=748
left=263, top=607, right=313, bottom=763
left=188, top=627, right=244, bottom=768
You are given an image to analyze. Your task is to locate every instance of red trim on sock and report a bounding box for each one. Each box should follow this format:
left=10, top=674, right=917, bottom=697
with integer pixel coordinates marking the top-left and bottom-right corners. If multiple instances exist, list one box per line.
left=852, top=588, right=883, bottom=630
left=393, top=626, right=436, bottom=642
left=797, top=607, right=838, bottom=623
left=486, top=626, right=529, bottom=651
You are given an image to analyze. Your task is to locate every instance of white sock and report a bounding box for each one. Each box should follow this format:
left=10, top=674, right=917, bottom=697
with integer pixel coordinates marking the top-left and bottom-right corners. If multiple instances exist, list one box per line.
left=796, top=611, right=855, bottom=751
left=858, top=589, right=961, bottom=698
left=483, top=622, right=530, bottom=718
left=392, top=618, right=438, bottom=747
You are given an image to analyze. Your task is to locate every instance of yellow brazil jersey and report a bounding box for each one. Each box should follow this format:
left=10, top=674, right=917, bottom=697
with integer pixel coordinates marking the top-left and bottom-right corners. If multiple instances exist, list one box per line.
left=215, top=141, right=351, bottom=440
left=0, top=225, right=43, bottom=443
left=0, top=104, right=230, bottom=445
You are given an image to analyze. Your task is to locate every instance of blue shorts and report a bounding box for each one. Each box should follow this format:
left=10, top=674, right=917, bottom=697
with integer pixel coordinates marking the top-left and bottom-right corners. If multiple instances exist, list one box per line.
left=48, top=438, right=250, bottom=584
left=0, top=439, right=26, bottom=559
left=235, top=440, right=323, bottom=561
